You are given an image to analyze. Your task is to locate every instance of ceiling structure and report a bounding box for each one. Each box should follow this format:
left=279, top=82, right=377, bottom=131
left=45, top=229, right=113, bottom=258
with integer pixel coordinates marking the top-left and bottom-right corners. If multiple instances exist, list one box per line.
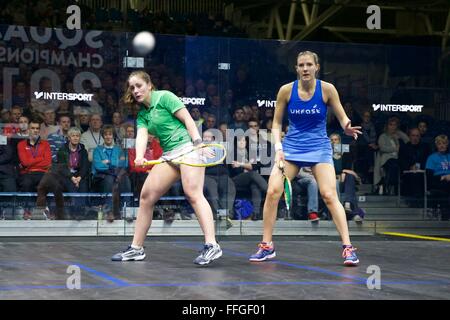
left=227, top=0, right=450, bottom=50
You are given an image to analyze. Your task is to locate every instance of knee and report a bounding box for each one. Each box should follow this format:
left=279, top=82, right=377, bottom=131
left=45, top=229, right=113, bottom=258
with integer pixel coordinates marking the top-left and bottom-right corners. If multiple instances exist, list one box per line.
left=139, top=191, right=157, bottom=207
left=320, top=189, right=337, bottom=204
left=266, top=186, right=283, bottom=201
left=184, top=189, right=201, bottom=205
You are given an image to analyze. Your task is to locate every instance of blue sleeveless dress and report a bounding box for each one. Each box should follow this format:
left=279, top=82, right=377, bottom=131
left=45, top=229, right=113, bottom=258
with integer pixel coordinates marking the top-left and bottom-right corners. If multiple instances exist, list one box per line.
left=282, top=79, right=333, bottom=167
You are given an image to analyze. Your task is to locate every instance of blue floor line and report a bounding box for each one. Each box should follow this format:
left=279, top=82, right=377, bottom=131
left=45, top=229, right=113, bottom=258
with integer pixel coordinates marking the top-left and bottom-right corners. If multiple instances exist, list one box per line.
left=0, top=284, right=117, bottom=291
left=62, top=262, right=130, bottom=286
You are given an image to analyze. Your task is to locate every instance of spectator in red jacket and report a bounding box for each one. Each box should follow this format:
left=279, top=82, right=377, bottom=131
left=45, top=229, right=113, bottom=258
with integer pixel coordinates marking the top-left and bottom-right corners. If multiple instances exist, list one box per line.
left=17, top=117, right=52, bottom=219
left=128, top=134, right=163, bottom=198
left=17, top=117, right=52, bottom=191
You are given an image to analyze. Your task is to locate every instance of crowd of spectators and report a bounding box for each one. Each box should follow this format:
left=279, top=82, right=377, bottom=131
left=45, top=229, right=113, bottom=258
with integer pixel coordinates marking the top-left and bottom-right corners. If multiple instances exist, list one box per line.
left=0, top=1, right=449, bottom=221
left=1, top=95, right=449, bottom=222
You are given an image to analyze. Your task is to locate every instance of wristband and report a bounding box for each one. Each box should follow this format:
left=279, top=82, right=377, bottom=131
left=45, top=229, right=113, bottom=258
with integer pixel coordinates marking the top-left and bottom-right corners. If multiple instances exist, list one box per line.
left=193, top=138, right=202, bottom=146
left=274, top=142, right=283, bottom=151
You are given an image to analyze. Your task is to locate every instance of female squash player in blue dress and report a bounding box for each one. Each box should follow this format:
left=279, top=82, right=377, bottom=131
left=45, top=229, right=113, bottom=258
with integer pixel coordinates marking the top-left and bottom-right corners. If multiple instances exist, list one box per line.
left=249, top=51, right=362, bottom=266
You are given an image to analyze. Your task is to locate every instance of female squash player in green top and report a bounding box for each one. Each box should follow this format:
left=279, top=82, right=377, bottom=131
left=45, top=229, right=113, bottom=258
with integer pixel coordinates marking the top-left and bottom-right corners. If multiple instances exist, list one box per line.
left=112, top=70, right=222, bottom=265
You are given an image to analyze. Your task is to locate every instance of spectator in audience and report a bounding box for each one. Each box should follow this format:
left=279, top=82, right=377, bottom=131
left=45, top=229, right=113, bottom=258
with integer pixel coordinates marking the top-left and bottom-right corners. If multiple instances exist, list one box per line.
left=125, top=123, right=135, bottom=138
left=1, top=109, right=10, bottom=124
left=247, top=118, right=273, bottom=177
left=74, top=108, right=91, bottom=133
left=205, top=114, right=217, bottom=130
left=293, top=167, right=320, bottom=221
left=188, top=106, right=205, bottom=134
left=111, top=111, right=126, bottom=146
left=56, top=100, right=73, bottom=119
left=3, top=105, right=22, bottom=137
left=34, top=127, right=89, bottom=220
left=242, top=105, right=253, bottom=122
left=0, top=142, right=16, bottom=192
left=39, top=108, right=59, bottom=140
left=17, top=117, right=51, bottom=219
left=0, top=141, right=16, bottom=219
left=399, top=128, right=432, bottom=206
left=16, top=116, right=30, bottom=137
left=203, top=129, right=236, bottom=219
left=417, top=120, right=434, bottom=147
left=47, top=115, right=71, bottom=162
left=128, top=134, right=163, bottom=204
left=205, top=95, right=231, bottom=124
left=330, top=133, right=363, bottom=222
left=92, top=124, right=131, bottom=222
left=230, top=135, right=268, bottom=220
left=228, top=107, right=248, bottom=131
left=12, top=81, right=27, bottom=108
left=425, top=134, right=450, bottom=221
left=374, top=116, right=409, bottom=195
left=81, top=113, right=104, bottom=162
left=222, top=89, right=234, bottom=111
left=355, top=110, right=378, bottom=183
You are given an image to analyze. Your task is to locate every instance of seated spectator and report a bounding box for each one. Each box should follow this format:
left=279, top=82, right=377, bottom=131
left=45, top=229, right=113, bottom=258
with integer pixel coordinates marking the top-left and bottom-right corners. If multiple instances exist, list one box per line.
left=112, top=111, right=126, bottom=146
left=1, top=109, right=10, bottom=124
left=3, top=105, right=22, bottom=137
left=374, top=116, right=409, bottom=195
left=0, top=140, right=16, bottom=219
left=425, top=134, right=450, bottom=221
left=417, top=120, right=434, bottom=147
left=92, top=125, right=131, bottom=222
left=293, top=167, right=320, bottom=222
left=124, top=123, right=136, bottom=140
left=399, top=128, right=432, bottom=206
left=205, top=114, right=217, bottom=130
left=47, top=115, right=71, bottom=162
left=128, top=134, right=163, bottom=201
left=330, top=133, right=363, bottom=222
left=247, top=118, right=273, bottom=177
left=0, top=142, right=16, bottom=192
left=355, top=110, right=378, bottom=183
left=74, top=108, right=91, bottom=133
left=80, top=113, right=104, bottom=162
left=228, top=107, right=248, bottom=131
left=35, top=127, right=89, bottom=220
left=203, top=129, right=236, bottom=219
left=17, top=117, right=51, bottom=219
left=39, top=108, right=59, bottom=140
left=56, top=100, right=73, bottom=119
left=189, top=106, right=205, bottom=134
left=229, top=136, right=267, bottom=220
left=16, top=115, right=29, bottom=137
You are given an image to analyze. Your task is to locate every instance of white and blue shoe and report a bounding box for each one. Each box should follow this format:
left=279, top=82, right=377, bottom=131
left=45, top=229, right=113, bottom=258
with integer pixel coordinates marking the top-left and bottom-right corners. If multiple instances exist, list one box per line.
left=249, top=242, right=276, bottom=262
left=194, top=243, right=222, bottom=265
left=112, top=246, right=146, bottom=261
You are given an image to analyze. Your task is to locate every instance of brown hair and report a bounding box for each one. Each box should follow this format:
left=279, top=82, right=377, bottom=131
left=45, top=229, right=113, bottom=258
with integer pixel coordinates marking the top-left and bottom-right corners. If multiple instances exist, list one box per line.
left=101, top=124, right=114, bottom=138
left=297, top=51, right=320, bottom=65
left=122, top=70, right=155, bottom=106
left=296, top=51, right=320, bottom=76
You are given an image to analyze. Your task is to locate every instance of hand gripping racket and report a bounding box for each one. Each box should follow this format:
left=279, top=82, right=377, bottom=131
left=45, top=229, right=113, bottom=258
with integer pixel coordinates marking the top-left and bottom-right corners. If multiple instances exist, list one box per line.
left=143, top=143, right=226, bottom=167
left=278, top=160, right=292, bottom=219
